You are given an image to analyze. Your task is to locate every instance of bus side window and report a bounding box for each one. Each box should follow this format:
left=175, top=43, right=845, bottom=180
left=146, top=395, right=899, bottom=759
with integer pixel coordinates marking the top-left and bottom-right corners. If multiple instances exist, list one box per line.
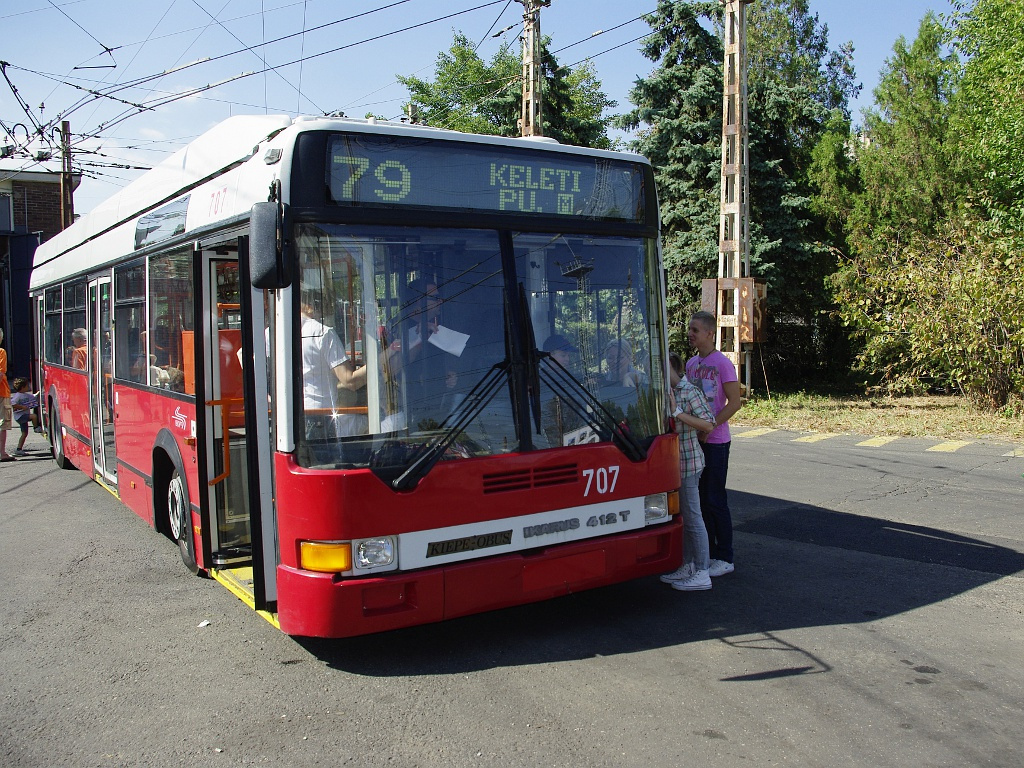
left=148, top=248, right=194, bottom=391
left=114, top=261, right=146, bottom=383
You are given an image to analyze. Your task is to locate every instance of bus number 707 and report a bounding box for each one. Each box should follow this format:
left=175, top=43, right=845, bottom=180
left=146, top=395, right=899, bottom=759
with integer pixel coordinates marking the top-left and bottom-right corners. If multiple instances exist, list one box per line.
left=582, top=466, right=619, bottom=497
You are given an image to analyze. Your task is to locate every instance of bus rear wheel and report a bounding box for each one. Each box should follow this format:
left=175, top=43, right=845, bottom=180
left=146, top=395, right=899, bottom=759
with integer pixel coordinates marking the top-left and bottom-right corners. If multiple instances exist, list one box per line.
left=167, top=468, right=201, bottom=575
left=50, top=405, right=74, bottom=470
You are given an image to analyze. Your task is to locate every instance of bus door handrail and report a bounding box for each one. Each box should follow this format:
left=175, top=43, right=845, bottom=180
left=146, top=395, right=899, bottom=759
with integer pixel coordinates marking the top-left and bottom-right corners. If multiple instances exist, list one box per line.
left=206, top=396, right=244, bottom=486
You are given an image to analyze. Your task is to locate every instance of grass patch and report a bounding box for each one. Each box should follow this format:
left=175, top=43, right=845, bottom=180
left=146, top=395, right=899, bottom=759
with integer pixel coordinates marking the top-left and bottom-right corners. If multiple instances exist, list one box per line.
left=735, top=392, right=1024, bottom=443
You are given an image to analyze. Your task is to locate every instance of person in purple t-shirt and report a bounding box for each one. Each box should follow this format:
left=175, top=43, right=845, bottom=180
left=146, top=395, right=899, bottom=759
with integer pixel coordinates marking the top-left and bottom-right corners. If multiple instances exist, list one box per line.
left=685, top=311, right=743, bottom=576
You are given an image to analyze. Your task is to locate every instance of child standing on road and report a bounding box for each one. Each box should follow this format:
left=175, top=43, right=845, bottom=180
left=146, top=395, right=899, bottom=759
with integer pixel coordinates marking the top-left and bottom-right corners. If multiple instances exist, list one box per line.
left=10, top=378, right=41, bottom=456
left=660, top=352, right=716, bottom=591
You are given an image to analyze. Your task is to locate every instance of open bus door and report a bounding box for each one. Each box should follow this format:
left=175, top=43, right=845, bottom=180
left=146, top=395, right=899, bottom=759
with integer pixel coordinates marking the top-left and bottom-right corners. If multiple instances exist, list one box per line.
left=88, top=274, right=116, bottom=485
left=195, top=242, right=278, bottom=611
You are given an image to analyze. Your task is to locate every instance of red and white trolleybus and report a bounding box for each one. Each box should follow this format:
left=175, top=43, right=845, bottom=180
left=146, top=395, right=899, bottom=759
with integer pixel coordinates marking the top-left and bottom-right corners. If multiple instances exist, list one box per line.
left=30, top=115, right=681, bottom=637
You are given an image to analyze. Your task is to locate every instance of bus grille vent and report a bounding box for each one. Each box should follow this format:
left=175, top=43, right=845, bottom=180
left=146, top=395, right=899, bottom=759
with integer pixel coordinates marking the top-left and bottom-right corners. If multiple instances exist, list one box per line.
left=482, top=464, right=578, bottom=494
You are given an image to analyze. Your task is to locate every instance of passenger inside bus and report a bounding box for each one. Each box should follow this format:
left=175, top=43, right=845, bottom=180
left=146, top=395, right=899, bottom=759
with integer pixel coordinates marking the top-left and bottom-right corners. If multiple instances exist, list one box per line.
left=299, top=289, right=368, bottom=462
left=540, top=334, right=588, bottom=447
left=385, top=278, right=471, bottom=433
left=68, top=328, right=88, bottom=369
left=600, top=338, right=648, bottom=389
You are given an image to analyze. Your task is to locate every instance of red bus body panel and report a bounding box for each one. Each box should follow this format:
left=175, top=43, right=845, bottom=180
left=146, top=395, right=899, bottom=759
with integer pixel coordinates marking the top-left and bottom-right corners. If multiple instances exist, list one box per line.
left=46, top=367, right=92, bottom=471
left=44, top=364, right=202, bottom=563
left=274, top=435, right=681, bottom=638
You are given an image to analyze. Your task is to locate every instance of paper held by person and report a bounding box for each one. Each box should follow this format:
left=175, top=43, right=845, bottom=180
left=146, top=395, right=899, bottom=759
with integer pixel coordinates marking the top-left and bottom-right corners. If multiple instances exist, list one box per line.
left=427, top=325, right=469, bottom=357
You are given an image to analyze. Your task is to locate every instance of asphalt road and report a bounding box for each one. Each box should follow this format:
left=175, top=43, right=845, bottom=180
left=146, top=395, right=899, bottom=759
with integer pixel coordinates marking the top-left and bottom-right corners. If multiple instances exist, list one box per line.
left=1, top=427, right=1022, bottom=767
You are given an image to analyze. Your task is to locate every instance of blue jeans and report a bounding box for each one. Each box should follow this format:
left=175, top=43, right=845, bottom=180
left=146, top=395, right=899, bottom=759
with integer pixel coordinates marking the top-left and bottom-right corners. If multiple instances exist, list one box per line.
left=681, top=471, right=710, bottom=571
left=699, top=441, right=733, bottom=563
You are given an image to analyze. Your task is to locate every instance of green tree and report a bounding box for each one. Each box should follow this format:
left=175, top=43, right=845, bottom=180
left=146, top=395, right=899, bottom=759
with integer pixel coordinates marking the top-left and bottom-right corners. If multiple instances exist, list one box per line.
left=615, top=0, right=722, bottom=348
left=807, top=109, right=858, bottom=243
left=397, top=32, right=616, bottom=148
left=831, top=14, right=962, bottom=395
left=831, top=1, right=1024, bottom=408
left=744, top=0, right=859, bottom=356
left=397, top=32, right=520, bottom=137
left=850, top=13, right=956, bottom=244
left=949, top=0, right=1024, bottom=229
left=618, top=0, right=857, bottom=375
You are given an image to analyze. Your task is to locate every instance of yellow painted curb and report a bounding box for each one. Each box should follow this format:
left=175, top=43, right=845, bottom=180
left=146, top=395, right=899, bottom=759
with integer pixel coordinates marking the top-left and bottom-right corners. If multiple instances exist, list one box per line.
left=926, top=440, right=974, bottom=453
left=856, top=436, right=899, bottom=447
left=792, top=433, right=838, bottom=443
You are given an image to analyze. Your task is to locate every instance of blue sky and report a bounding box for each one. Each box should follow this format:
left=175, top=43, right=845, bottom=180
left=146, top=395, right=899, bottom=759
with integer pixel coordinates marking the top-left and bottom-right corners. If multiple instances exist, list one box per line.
left=1, top=0, right=948, bottom=213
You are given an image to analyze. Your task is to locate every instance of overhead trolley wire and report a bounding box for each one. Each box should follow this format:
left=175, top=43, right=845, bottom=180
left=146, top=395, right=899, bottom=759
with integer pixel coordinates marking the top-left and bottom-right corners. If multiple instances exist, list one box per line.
left=186, top=0, right=327, bottom=115
left=66, top=0, right=509, bottom=141
left=3, top=0, right=445, bottom=144
left=45, top=0, right=116, bottom=62
left=473, top=0, right=514, bottom=52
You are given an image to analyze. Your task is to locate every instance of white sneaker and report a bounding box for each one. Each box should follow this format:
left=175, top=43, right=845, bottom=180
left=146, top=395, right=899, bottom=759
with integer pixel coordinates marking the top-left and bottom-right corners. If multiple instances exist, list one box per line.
left=708, top=559, right=734, bottom=577
left=659, top=562, right=694, bottom=584
left=671, top=569, right=712, bottom=591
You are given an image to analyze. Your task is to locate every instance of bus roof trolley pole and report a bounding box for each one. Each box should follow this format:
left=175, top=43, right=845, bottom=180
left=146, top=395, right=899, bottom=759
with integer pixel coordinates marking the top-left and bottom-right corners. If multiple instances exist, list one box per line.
left=250, top=201, right=290, bottom=289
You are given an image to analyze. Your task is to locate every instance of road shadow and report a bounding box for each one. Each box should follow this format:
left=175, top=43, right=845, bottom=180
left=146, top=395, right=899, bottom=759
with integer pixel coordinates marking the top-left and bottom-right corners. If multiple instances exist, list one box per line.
left=298, top=489, right=1023, bottom=675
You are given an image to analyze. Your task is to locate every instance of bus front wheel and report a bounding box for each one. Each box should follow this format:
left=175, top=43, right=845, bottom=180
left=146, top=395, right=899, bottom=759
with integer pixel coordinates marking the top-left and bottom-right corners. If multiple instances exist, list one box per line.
left=167, top=469, right=200, bottom=575
left=50, top=405, right=74, bottom=470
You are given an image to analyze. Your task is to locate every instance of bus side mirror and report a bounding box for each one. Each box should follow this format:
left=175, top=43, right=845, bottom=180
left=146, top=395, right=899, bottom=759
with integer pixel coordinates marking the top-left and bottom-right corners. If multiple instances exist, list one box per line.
left=250, top=201, right=291, bottom=289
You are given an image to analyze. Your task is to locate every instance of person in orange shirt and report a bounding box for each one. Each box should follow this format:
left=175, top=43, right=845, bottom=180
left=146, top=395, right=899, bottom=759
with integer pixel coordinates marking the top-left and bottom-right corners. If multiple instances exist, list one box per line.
left=0, top=327, right=15, bottom=462
left=70, top=328, right=88, bottom=370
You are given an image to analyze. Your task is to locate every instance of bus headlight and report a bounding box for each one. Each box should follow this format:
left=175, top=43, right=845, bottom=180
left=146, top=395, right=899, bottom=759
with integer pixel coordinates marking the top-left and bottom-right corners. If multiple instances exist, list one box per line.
left=644, top=492, right=672, bottom=524
left=355, top=537, right=397, bottom=570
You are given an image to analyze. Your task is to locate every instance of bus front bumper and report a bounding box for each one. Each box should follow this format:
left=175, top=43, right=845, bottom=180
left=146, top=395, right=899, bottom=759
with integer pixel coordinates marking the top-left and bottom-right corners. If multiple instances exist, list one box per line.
left=276, top=516, right=682, bottom=638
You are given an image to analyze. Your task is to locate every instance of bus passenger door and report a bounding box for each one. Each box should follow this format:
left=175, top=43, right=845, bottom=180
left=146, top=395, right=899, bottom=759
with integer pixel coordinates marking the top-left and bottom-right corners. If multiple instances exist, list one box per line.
left=200, top=257, right=252, bottom=567
left=88, top=276, right=116, bottom=484
left=197, top=245, right=277, bottom=610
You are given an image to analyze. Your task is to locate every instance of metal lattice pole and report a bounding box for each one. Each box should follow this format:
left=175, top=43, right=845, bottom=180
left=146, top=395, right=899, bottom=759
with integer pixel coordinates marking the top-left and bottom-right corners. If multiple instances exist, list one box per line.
left=516, top=0, right=551, bottom=137
left=716, top=0, right=754, bottom=391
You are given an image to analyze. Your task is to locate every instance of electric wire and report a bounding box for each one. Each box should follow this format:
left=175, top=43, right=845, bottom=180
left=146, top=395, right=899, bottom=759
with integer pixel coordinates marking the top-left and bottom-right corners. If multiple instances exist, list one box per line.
left=187, top=0, right=326, bottom=115
left=3, top=2, right=660, bottom=204
left=3, top=0, right=492, bottom=142
left=67, top=0, right=509, bottom=142
left=473, top=0, right=514, bottom=52
left=45, top=0, right=116, bottom=61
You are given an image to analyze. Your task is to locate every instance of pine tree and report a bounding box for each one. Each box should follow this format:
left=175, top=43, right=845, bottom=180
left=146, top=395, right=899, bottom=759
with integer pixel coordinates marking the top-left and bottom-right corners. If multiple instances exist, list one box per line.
left=615, top=1, right=723, bottom=348
left=619, top=0, right=857, bottom=375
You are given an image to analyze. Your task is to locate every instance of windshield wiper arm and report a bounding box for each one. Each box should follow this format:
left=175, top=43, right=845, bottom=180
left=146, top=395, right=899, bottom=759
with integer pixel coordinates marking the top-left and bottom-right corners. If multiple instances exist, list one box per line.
left=538, top=355, right=647, bottom=462
left=390, top=362, right=510, bottom=491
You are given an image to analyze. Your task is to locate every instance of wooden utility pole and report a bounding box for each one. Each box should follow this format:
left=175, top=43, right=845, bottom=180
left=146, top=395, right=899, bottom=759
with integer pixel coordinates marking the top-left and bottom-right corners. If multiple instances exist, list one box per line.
left=703, top=0, right=765, bottom=393
left=59, top=120, right=74, bottom=230
left=516, top=0, right=550, bottom=137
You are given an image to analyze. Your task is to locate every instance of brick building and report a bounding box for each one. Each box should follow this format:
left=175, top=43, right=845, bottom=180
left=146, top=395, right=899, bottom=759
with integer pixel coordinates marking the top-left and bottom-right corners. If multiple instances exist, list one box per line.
left=1, top=162, right=79, bottom=382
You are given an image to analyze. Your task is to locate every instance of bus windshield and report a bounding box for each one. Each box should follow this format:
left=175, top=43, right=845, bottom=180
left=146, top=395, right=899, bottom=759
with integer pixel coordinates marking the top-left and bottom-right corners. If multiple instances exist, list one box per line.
left=294, top=223, right=666, bottom=476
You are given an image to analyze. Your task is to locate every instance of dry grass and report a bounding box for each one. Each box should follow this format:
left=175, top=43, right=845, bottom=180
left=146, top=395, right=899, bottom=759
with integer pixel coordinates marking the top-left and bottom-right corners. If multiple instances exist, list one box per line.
left=735, top=393, right=1024, bottom=444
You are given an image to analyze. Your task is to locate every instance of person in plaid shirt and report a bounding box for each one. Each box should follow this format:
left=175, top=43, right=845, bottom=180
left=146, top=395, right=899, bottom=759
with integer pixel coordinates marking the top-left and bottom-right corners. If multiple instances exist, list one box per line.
left=660, top=352, right=716, bottom=591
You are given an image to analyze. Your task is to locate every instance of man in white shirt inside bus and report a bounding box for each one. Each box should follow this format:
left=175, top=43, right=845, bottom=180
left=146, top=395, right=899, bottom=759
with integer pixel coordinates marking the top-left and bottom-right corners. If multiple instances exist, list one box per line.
left=300, top=291, right=367, bottom=453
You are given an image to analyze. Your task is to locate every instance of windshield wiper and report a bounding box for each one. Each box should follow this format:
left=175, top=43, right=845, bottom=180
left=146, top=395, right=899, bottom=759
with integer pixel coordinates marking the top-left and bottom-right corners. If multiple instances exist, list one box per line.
left=538, top=355, right=647, bottom=462
left=386, top=362, right=510, bottom=491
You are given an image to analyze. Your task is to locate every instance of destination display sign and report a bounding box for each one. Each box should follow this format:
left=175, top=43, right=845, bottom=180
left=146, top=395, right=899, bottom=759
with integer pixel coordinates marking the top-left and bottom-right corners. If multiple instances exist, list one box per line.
left=326, top=134, right=646, bottom=223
